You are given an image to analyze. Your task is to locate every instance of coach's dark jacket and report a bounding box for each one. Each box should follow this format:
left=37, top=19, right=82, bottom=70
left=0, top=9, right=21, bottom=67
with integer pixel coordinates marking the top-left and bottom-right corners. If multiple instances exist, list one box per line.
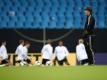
left=84, top=15, right=95, bottom=37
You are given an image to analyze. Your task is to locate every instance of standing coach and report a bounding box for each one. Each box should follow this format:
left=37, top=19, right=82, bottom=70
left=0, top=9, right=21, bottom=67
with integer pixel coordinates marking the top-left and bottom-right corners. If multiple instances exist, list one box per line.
left=83, top=7, right=95, bottom=65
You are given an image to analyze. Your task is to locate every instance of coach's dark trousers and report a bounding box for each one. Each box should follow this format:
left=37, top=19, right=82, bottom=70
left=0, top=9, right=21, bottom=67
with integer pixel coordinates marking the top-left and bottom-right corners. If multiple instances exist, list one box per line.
left=84, top=35, right=94, bottom=65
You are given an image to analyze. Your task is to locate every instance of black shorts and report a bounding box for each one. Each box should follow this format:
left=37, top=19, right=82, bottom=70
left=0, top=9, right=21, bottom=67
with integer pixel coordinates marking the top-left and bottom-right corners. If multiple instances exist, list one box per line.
left=58, top=57, right=69, bottom=66
left=42, top=59, right=50, bottom=65
left=16, top=58, right=31, bottom=64
left=81, top=59, right=88, bottom=65
left=53, top=57, right=58, bottom=65
left=1, top=59, right=8, bottom=64
left=24, top=58, right=31, bottom=64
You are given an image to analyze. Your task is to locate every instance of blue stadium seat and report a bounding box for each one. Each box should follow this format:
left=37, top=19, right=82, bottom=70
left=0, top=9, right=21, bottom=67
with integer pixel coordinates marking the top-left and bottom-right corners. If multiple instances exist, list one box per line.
left=48, top=21, right=57, bottom=28
left=34, top=15, right=42, bottom=23
left=40, top=21, right=48, bottom=28
left=24, top=21, right=33, bottom=28
left=0, top=21, right=7, bottom=28
left=75, top=0, right=83, bottom=7
left=56, top=21, right=65, bottom=28
left=25, top=15, right=34, bottom=22
left=65, top=21, right=74, bottom=29
left=32, top=20, right=41, bottom=28
left=15, top=21, right=24, bottom=28
left=7, top=21, right=15, bottom=28
left=17, top=15, right=25, bottom=22
left=97, top=15, right=105, bottom=28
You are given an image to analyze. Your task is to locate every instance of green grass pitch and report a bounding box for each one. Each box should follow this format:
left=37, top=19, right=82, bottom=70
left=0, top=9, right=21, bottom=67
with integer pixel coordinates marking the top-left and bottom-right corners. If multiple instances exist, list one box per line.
left=0, top=66, right=107, bottom=80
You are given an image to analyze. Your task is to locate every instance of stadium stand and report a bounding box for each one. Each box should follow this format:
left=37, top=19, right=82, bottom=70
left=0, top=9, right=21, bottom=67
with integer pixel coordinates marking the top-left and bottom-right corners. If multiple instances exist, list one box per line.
left=0, top=0, right=107, bottom=29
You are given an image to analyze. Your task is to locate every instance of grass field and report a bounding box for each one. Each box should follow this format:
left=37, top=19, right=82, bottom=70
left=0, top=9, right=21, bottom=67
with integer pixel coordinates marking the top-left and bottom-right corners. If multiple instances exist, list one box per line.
left=0, top=66, right=107, bottom=80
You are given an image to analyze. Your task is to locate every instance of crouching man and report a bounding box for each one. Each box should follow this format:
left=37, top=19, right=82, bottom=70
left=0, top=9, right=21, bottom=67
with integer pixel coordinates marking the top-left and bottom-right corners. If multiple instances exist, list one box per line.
left=15, top=40, right=31, bottom=66
left=22, top=41, right=32, bottom=66
left=41, top=39, right=53, bottom=66
left=0, top=41, right=9, bottom=66
left=53, top=41, right=70, bottom=66
left=76, top=39, right=88, bottom=65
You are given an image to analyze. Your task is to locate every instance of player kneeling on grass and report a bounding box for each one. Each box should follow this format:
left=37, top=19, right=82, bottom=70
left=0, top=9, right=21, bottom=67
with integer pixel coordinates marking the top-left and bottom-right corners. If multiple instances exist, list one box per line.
left=53, top=41, right=70, bottom=66
left=0, top=41, right=9, bottom=66
left=76, top=39, right=88, bottom=65
left=21, top=41, right=32, bottom=66
left=15, top=40, right=25, bottom=65
left=15, top=40, right=31, bottom=66
left=41, top=39, right=53, bottom=66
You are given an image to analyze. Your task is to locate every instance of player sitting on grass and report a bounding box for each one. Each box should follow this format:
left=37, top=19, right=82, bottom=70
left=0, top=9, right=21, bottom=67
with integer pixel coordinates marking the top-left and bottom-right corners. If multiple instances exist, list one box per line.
left=53, top=41, right=70, bottom=66
left=0, top=41, right=9, bottom=67
left=41, top=39, right=53, bottom=66
left=76, top=39, right=88, bottom=65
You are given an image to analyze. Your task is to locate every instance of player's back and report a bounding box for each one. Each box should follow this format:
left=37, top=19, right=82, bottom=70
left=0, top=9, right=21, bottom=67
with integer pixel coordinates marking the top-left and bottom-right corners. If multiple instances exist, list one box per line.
left=15, top=44, right=24, bottom=55
left=41, top=44, right=53, bottom=59
left=0, top=45, right=8, bottom=59
left=76, top=43, right=88, bottom=61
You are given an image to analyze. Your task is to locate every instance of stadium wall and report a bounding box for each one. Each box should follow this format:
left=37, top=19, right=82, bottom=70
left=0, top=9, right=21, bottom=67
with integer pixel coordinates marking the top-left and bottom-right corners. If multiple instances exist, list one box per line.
left=0, top=29, right=107, bottom=53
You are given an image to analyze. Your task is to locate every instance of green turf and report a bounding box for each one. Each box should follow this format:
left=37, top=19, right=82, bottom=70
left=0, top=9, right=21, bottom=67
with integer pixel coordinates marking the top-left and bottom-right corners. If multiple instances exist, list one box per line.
left=0, top=66, right=107, bottom=80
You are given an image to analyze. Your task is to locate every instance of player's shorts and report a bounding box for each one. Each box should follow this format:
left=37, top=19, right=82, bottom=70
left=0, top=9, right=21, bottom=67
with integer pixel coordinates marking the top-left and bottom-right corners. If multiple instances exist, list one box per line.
left=24, top=58, right=31, bottom=64
left=42, top=59, right=50, bottom=65
left=81, top=59, right=88, bottom=65
left=58, top=57, right=68, bottom=66
left=1, top=59, right=8, bottom=64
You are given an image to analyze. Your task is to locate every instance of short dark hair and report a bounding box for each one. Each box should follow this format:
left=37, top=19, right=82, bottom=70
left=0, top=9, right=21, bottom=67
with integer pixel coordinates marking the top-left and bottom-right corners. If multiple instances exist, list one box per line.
left=58, top=40, right=64, bottom=45
left=2, top=40, right=6, bottom=44
left=19, top=40, right=24, bottom=44
left=24, top=41, right=30, bottom=45
left=47, top=39, right=52, bottom=44
left=59, top=40, right=63, bottom=43
left=0, top=40, right=6, bottom=45
left=84, top=7, right=92, bottom=14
